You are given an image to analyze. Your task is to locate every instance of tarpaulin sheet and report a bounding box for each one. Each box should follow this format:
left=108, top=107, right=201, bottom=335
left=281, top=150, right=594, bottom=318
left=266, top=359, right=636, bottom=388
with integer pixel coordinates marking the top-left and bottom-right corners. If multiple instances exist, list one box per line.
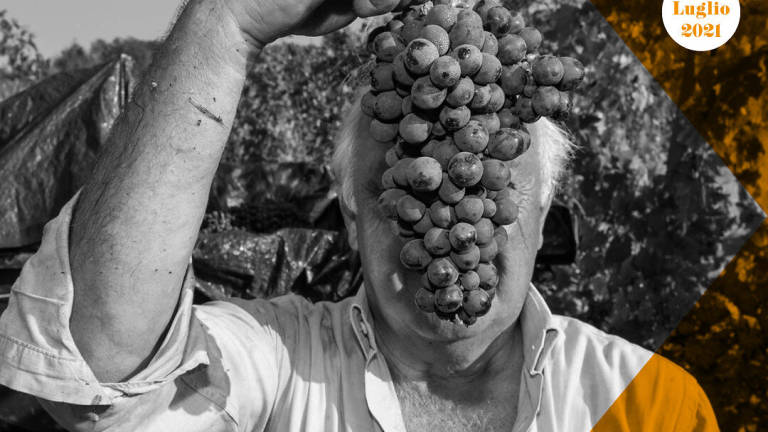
left=0, top=56, right=134, bottom=249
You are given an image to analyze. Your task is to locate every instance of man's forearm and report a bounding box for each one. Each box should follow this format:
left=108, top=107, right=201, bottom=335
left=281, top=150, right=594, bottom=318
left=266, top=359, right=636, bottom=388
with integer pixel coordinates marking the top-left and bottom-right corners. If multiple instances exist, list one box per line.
left=69, top=0, right=256, bottom=382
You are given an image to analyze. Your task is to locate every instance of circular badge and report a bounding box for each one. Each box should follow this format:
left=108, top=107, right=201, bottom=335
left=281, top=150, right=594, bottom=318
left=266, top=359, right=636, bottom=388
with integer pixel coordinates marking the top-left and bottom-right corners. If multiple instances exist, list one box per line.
left=662, top=0, right=741, bottom=51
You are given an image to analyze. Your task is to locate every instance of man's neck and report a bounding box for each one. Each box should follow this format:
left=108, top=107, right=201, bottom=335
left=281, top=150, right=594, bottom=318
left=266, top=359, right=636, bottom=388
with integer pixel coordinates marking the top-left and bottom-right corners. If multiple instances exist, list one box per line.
left=373, top=314, right=525, bottom=404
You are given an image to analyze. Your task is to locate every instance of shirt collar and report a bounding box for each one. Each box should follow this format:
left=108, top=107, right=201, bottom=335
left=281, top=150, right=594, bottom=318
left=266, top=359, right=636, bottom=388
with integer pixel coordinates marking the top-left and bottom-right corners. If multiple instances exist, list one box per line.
left=348, top=283, right=561, bottom=373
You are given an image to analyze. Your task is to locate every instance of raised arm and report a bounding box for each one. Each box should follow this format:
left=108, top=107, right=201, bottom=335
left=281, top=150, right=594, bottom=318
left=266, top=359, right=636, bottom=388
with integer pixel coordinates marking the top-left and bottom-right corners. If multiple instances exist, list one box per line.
left=68, top=0, right=398, bottom=382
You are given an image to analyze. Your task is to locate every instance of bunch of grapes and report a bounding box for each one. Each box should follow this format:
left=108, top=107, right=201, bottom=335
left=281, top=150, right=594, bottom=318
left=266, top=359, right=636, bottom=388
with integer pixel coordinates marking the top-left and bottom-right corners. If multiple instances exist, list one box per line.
left=360, top=0, right=584, bottom=325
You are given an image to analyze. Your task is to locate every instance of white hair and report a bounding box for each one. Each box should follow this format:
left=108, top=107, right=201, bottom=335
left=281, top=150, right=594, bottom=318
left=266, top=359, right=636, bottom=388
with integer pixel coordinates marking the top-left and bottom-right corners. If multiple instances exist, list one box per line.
left=332, top=88, right=576, bottom=213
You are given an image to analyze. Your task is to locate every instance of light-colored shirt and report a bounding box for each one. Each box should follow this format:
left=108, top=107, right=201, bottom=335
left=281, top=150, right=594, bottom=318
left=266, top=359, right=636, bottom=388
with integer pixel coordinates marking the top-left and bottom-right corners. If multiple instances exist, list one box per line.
left=0, top=196, right=718, bottom=431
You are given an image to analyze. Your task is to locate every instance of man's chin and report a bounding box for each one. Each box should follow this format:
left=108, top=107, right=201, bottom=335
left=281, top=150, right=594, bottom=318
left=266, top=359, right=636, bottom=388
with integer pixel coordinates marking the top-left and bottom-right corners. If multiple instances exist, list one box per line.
left=409, top=303, right=493, bottom=342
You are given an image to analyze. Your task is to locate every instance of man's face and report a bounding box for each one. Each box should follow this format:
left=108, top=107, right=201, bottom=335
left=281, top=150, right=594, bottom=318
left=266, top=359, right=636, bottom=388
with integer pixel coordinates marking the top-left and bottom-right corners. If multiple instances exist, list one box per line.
left=347, top=119, right=550, bottom=341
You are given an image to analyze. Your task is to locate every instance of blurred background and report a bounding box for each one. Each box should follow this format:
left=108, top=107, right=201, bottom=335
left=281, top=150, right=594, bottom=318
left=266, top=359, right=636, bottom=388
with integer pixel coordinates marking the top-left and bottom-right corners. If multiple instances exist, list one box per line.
left=0, top=0, right=765, bottom=430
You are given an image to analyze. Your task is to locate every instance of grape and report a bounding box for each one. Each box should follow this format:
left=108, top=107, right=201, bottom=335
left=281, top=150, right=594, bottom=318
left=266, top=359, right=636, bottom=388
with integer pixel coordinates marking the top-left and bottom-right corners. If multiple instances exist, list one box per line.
left=532, top=86, right=560, bottom=117
left=455, top=196, right=484, bottom=224
left=478, top=240, right=499, bottom=262
left=413, top=210, right=435, bottom=234
left=397, top=220, right=415, bottom=239
left=473, top=53, right=503, bottom=85
left=555, top=91, right=572, bottom=118
left=385, top=147, right=400, bottom=167
left=391, top=157, right=414, bottom=187
left=523, top=82, right=538, bottom=98
left=487, top=128, right=529, bottom=161
left=401, top=18, right=425, bottom=44
left=371, top=63, right=396, bottom=92
left=558, top=56, right=585, bottom=91
left=449, top=222, right=477, bottom=251
left=378, top=188, right=407, bottom=219
left=457, top=9, right=483, bottom=27
left=477, top=262, right=499, bottom=290
left=374, top=91, right=404, bottom=121
left=497, top=108, right=521, bottom=129
left=497, top=34, right=527, bottom=65
left=370, top=119, right=399, bottom=142
left=460, top=270, right=481, bottom=290
left=438, top=172, right=465, bottom=204
left=425, top=4, right=457, bottom=30
left=469, top=84, right=492, bottom=112
left=466, top=184, right=488, bottom=199
left=399, top=113, right=433, bottom=144
left=451, top=245, right=481, bottom=271
left=507, top=13, right=525, bottom=34
left=400, top=239, right=432, bottom=270
left=474, top=217, right=495, bottom=245
left=463, top=289, right=492, bottom=316
left=480, top=159, right=511, bottom=191
left=492, top=198, right=519, bottom=225
left=424, top=227, right=452, bottom=256
left=440, top=105, right=472, bottom=131
left=484, top=6, right=513, bottom=37
left=500, top=65, right=527, bottom=96
left=405, top=39, right=440, bottom=75
left=458, top=309, right=478, bottom=325
left=532, top=55, right=565, bottom=86
left=412, top=76, right=448, bottom=109
left=407, top=156, right=443, bottom=192
left=389, top=19, right=405, bottom=34
left=397, top=194, right=427, bottom=223
left=485, top=287, right=497, bottom=301
left=471, top=113, right=501, bottom=135
left=482, top=199, right=497, bottom=219
left=514, top=97, right=539, bottom=123
left=428, top=258, right=459, bottom=287
left=430, top=200, right=456, bottom=228
left=381, top=169, right=397, bottom=189
left=373, top=32, right=405, bottom=62
left=518, top=27, right=542, bottom=52
left=445, top=76, right=476, bottom=107
left=486, top=84, right=506, bottom=113
left=435, top=285, right=463, bottom=313
left=449, top=18, right=485, bottom=51
left=474, top=0, right=502, bottom=21
left=432, top=121, right=447, bottom=137
left=421, top=272, right=434, bottom=291
left=431, top=137, right=461, bottom=169
left=430, top=56, right=462, bottom=88
left=447, top=152, right=484, bottom=188
left=401, top=95, right=413, bottom=116
left=451, top=45, right=483, bottom=77
left=361, top=91, right=377, bottom=117
left=420, top=25, right=451, bottom=56
left=454, top=120, right=489, bottom=153
left=482, top=31, right=499, bottom=55
left=414, top=288, right=436, bottom=312
left=430, top=137, right=459, bottom=170
left=393, top=53, right=417, bottom=86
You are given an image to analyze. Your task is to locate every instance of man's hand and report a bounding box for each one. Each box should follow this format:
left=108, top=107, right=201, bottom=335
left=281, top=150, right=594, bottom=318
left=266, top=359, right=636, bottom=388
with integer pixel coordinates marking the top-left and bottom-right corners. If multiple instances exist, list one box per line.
left=223, top=0, right=401, bottom=46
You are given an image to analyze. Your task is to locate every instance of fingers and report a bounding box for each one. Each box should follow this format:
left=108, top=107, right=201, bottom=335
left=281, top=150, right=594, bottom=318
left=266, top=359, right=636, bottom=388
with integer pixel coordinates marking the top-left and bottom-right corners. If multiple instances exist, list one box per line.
left=353, top=0, right=401, bottom=17
left=297, top=10, right=358, bottom=36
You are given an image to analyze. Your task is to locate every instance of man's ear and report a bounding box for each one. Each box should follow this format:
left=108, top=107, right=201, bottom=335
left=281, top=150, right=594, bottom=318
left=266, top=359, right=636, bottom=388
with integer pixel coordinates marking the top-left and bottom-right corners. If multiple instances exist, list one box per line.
left=340, top=196, right=359, bottom=251
left=537, top=188, right=555, bottom=251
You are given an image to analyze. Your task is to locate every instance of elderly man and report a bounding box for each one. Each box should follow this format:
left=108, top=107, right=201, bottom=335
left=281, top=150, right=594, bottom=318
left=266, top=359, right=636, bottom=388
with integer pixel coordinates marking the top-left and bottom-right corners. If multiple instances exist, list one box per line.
left=0, top=0, right=718, bottom=431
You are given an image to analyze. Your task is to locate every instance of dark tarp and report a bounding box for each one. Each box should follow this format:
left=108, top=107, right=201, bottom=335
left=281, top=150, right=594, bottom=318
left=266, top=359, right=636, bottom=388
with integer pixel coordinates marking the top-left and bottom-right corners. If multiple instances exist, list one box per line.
left=0, top=56, right=135, bottom=249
